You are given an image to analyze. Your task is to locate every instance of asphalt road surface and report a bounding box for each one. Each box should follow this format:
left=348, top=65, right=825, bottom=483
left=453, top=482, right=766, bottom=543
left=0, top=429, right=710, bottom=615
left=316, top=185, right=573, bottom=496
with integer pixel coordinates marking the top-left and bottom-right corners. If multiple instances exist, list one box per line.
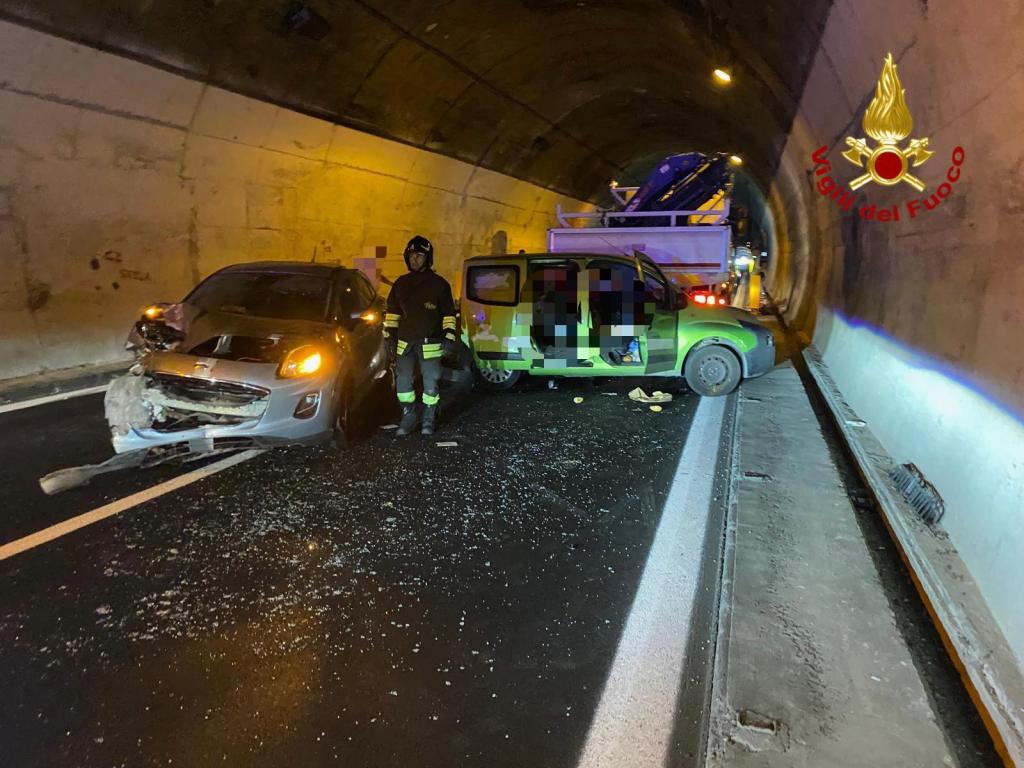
left=0, top=377, right=735, bottom=768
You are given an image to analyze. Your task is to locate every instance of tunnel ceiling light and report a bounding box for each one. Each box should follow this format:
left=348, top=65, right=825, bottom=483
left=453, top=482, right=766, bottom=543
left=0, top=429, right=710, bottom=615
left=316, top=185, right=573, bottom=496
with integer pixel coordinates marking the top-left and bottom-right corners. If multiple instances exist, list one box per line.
left=713, top=68, right=732, bottom=85
left=729, top=154, right=743, bottom=166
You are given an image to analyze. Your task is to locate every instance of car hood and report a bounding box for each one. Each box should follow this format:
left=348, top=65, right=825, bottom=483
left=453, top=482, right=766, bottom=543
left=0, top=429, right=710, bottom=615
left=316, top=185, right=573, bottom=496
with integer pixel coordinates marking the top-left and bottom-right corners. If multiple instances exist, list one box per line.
left=177, top=306, right=336, bottom=360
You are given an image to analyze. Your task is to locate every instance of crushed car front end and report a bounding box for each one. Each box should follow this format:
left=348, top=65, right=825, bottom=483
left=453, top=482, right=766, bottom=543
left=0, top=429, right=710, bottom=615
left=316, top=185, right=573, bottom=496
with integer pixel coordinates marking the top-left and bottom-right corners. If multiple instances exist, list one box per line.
left=108, top=350, right=339, bottom=454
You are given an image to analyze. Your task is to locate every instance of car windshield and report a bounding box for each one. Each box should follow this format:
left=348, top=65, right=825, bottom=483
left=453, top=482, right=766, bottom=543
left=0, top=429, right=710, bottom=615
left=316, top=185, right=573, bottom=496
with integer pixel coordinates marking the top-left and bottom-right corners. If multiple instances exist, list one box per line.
left=185, top=272, right=332, bottom=322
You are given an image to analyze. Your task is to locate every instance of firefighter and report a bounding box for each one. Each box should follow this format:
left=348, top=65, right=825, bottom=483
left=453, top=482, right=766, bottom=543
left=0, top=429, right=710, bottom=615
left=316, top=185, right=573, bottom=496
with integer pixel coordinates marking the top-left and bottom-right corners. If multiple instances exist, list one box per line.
left=384, top=236, right=458, bottom=436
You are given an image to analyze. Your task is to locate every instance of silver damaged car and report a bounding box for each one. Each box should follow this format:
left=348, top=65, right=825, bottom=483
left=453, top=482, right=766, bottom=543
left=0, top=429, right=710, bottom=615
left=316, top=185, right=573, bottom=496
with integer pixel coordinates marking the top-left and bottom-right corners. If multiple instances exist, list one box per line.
left=109, top=261, right=390, bottom=456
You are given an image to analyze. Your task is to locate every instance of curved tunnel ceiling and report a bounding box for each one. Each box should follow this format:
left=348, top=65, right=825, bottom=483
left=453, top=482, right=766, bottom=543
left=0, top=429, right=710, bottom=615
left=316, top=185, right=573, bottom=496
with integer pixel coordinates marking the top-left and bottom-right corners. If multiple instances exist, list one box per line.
left=0, top=0, right=833, bottom=199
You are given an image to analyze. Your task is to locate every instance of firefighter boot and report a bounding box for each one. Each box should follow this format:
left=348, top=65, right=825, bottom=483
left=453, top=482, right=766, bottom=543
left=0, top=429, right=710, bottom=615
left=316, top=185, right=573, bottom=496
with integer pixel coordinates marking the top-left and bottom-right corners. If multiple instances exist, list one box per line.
left=421, top=404, right=438, bottom=436
left=396, top=404, right=419, bottom=436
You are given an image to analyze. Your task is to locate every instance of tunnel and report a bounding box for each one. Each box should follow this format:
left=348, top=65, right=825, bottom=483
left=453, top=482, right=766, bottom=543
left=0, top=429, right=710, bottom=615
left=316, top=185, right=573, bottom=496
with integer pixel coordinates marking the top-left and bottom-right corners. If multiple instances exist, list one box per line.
left=0, top=1, right=1021, bottom=766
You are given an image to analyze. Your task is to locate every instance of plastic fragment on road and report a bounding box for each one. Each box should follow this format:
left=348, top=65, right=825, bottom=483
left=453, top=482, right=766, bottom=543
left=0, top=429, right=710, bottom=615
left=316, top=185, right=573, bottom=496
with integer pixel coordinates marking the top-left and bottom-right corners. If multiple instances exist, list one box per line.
left=39, top=450, right=151, bottom=495
left=602, top=392, right=618, bottom=396
left=39, top=441, right=257, bottom=495
left=650, top=405, right=663, bottom=413
left=380, top=424, right=398, bottom=430
left=627, top=387, right=672, bottom=404
left=573, top=397, right=584, bottom=404
left=435, top=441, right=459, bottom=447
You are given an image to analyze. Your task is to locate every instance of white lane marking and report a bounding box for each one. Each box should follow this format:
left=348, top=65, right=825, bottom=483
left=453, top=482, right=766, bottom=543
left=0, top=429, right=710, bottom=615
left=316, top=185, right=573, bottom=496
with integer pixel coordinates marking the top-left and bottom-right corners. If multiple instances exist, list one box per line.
left=0, top=449, right=263, bottom=561
left=576, top=395, right=726, bottom=768
left=0, top=384, right=110, bottom=415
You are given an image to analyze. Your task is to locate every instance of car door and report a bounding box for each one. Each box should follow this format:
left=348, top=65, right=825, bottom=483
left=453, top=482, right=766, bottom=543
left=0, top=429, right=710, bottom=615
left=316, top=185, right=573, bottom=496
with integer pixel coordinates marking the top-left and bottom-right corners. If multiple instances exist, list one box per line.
left=332, top=272, right=382, bottom=388
left=353, top=272, right=388, bottom=376
left=642, top=267, right=678, bottom=374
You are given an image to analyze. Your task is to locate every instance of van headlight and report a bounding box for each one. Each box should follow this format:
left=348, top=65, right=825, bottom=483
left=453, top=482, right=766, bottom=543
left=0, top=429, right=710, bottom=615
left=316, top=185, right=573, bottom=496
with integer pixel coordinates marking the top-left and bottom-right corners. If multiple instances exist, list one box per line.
left=279, top=346, right=324, bottom=378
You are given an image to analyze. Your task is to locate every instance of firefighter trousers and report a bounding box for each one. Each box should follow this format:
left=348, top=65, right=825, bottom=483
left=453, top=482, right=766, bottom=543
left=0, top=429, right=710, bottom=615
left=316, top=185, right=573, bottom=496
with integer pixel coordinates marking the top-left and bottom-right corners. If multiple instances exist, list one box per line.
left=395, top=340, right=442, bottom=407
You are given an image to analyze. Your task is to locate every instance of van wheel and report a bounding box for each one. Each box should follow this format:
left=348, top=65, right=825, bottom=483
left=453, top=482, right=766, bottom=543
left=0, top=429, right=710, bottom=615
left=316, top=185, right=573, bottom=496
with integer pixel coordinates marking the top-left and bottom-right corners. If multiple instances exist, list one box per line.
left=685, top=345, right=741, bottom=397
left=473, top=364, right=522, bottom=391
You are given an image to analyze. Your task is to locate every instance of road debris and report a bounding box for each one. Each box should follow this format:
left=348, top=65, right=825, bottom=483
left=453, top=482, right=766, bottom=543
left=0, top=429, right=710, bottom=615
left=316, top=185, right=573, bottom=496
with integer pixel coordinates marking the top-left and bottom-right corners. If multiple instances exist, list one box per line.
left=39, top=450, right=151, bottom=495
left=573, top=397, right=584, bottom=404
left=435, top=441, right=459, bottom=448
left=627, top=387, right=672, bottom=404
left=650, top=405, right=663, bottom=413
left=38, top=441, right=249, bottom=495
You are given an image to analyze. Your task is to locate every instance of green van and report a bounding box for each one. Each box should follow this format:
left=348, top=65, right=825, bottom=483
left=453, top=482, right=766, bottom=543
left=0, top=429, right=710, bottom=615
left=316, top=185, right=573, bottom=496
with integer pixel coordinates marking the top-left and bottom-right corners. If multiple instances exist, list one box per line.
left=460, top=252, right=774, bottom=397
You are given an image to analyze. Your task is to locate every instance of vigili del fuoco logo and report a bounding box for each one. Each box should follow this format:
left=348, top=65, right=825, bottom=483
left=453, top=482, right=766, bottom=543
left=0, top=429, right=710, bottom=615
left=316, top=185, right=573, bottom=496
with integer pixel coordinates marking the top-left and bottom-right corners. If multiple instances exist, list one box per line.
left=810, top=53, right=964, bottom=223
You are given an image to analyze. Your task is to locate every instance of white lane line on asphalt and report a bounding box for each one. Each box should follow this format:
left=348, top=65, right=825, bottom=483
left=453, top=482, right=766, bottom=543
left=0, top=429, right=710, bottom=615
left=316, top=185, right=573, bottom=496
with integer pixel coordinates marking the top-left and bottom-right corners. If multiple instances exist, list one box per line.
left=0, top=384, right=110, bottom=415
left=0, top=449, right=263, bottom=561
left=576, top=395, right=726, bottom=768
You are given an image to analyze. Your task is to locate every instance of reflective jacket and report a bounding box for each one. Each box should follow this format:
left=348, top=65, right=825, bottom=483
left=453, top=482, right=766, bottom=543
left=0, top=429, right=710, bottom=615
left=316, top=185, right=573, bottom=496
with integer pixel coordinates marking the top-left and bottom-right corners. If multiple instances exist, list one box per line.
left=384, top=270, right=457, bottom=348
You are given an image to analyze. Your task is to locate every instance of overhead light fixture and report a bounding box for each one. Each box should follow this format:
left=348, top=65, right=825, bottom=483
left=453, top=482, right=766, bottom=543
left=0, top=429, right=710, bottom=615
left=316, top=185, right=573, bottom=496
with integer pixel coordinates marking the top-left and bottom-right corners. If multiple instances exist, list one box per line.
left=729, top=154, right=743, bottom=166
left=713, top=68, right=732, bottom=84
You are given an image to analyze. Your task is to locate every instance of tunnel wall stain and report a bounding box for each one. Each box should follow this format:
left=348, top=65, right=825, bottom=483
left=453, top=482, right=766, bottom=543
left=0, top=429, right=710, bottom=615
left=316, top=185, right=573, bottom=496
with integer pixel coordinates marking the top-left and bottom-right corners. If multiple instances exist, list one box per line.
left=0, top=21, right=587, bottom=380
left=768, top=0, right=1024, bottom=662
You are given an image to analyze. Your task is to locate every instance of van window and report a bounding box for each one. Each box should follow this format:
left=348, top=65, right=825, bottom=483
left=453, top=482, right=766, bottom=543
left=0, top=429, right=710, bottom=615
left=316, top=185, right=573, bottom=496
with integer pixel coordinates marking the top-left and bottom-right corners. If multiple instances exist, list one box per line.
left=643, top=270, right=671, bottom=309
left=467, top=265, right=519, bottom=305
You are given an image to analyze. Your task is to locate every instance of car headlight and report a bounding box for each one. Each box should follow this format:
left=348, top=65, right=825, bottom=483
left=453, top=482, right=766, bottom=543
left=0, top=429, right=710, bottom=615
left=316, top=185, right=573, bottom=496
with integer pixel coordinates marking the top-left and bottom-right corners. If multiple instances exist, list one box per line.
left=279, top=346, right=324, bottom=378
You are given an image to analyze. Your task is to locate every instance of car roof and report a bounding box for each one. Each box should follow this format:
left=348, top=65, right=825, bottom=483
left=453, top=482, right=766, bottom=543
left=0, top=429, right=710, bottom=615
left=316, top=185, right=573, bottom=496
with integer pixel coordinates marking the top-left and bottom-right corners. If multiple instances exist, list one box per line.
left=216, top=261, right=353, bottom=277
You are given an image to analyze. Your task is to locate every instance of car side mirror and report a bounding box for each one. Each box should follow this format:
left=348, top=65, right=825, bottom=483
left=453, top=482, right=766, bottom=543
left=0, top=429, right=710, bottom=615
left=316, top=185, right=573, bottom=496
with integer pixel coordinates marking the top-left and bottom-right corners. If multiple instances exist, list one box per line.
left=350, top=309, right=381, bottom=324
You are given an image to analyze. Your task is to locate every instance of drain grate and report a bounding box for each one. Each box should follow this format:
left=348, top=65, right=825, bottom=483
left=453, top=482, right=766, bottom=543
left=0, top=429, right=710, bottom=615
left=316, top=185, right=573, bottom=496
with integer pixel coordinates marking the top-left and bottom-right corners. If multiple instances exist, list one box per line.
left=890, top=462, right=945, bottom=525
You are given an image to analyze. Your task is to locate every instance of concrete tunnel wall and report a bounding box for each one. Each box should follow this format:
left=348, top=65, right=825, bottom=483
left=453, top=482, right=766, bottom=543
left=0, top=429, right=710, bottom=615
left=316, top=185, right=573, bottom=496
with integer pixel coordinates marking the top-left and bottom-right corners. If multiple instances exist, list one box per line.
left=767, top=1, right=1024, bottom=662
left=0, top=20, right=588, bottom=381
